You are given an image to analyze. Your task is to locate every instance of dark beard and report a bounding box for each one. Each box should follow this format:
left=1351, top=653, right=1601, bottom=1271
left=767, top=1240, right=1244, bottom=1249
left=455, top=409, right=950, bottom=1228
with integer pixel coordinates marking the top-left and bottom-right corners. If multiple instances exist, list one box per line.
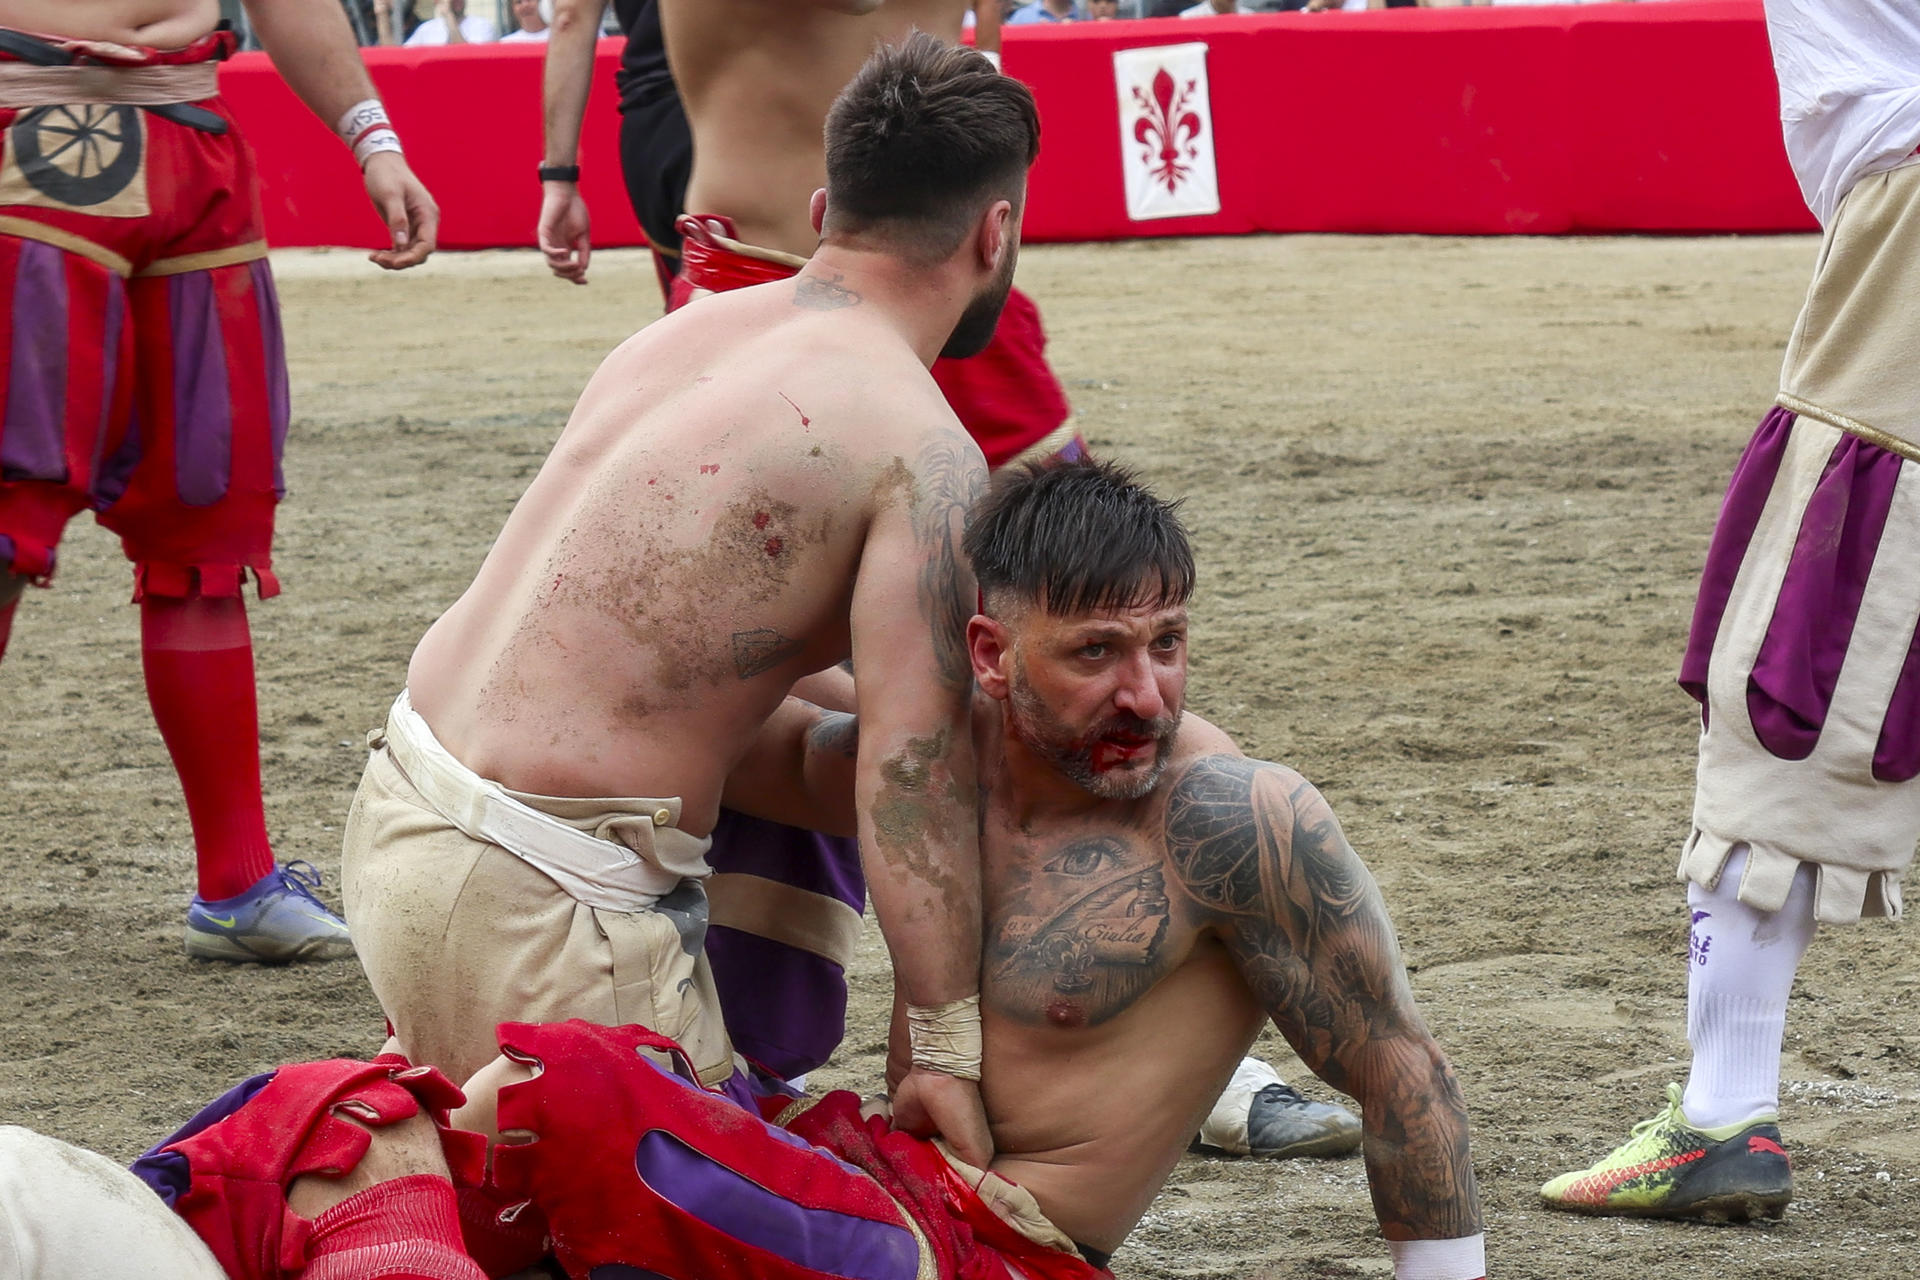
left=1007, top=669, right=1179, bottom=801
left=939, top=251, right=1017, bottom=360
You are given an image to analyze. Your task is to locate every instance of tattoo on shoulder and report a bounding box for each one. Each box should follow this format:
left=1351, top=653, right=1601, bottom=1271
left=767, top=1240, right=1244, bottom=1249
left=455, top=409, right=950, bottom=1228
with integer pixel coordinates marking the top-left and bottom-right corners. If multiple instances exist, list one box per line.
left=910, top=434, right=987, bottom=688
left=1163, top=755, right=1371, bottom=922
left=808, top=711, right=859, bottom=760
left=732, top=628, right=805, bottom=680
left=794, top=272, right=862, bottom=311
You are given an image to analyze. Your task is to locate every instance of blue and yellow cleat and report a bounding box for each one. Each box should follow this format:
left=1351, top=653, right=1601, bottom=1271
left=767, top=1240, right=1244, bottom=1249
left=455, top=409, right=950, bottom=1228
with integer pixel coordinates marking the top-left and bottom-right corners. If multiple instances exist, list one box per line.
left=183, top=861, right=355, bottom=963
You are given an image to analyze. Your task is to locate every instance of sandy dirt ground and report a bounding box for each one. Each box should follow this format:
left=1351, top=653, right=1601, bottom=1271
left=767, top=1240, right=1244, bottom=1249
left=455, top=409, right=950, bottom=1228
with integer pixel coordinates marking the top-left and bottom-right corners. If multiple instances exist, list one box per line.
left=2, top=235, right=1916, bottom=1279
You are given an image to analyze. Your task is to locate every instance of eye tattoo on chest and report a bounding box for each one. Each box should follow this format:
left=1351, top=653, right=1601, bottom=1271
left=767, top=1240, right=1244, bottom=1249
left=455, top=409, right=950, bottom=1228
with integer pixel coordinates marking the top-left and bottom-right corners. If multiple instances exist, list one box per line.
left=988, top=835, right=1173, bottom=1029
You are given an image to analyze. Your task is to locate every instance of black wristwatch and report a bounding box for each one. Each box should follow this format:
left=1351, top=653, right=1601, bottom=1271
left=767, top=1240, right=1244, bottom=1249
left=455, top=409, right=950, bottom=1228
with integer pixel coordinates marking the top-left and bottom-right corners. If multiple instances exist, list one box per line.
left=537, top=164, right=581, bottom=183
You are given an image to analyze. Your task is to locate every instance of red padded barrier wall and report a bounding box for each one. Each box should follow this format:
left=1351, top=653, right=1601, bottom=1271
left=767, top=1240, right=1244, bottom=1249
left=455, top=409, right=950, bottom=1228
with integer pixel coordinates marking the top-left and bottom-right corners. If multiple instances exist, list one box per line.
left=214, top=0, right=1814, bottom=251
left=1565, top=2, right=1808, bottom=232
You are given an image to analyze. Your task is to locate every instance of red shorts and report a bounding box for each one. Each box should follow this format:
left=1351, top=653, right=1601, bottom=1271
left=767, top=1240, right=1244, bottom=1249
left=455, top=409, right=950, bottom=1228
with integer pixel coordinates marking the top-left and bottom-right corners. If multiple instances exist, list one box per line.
left=673, top=214, right=1079, bottom=470
left=0, top=29, right=286, bottom=599
left=489, top=1019, right=1111, bottom=1280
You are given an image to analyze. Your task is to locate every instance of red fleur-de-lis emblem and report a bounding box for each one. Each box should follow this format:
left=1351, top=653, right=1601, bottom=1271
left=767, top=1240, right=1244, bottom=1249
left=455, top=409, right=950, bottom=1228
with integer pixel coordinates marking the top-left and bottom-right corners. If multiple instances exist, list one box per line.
left=1131, top=67, right=1205, bottom=195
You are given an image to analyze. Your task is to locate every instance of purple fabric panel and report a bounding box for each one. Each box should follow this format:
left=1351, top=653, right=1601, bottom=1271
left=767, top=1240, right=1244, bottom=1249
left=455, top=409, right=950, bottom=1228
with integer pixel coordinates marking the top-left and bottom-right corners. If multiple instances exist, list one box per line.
left=1680, top=407, right=1799, bottom=716
left=707, top=924, right=850, bottom=1080
left=0, top=533, right=14, bottom=570
left=1874, top=630, right=1920, bottom=782
left=250, top=259, right=289, bottom=498
left=2, top=241, right=69, bottom=482
left=128, top=1071, right=277, bottom=1206
left=709, top=809, right=866, bottom=910
left=94, top=399, right=143, bottom=507
left=167, top=271, right=233, bottom=507
left=1874, top=464, right=1920, bottom=781
left=633, top=1130, right=920, bottom=1280
left=88, top=276, right=126, bottom=484
left=1744, top=431, right=1903, bottom=759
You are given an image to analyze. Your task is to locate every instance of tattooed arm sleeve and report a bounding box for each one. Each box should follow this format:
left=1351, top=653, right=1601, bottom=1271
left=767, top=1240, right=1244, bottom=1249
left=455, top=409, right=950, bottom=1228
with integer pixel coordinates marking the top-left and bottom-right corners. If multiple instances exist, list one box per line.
left=1165, top=756, right=1484, bottom=1242
left=849, top=431, right=988, bottom=1006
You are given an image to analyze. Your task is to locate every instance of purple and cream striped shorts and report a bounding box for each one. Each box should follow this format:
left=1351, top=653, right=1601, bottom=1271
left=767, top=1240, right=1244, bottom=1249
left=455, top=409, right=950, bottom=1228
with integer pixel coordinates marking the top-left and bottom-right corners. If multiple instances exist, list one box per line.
left=1678, top=407, right=1920, bottom=922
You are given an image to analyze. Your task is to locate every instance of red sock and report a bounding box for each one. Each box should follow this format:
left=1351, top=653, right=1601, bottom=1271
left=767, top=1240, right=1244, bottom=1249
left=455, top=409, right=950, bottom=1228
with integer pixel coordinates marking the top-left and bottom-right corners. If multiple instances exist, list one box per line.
left=301, top=1175, right=486, bottom=1280
left=140, top=594, right=277, bottom=901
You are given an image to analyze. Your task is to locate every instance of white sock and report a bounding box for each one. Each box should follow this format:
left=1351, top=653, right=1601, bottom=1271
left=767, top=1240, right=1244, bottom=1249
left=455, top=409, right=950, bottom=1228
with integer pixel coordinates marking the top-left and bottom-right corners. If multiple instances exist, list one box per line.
left=1681, top=847, right=1816, bottom=1131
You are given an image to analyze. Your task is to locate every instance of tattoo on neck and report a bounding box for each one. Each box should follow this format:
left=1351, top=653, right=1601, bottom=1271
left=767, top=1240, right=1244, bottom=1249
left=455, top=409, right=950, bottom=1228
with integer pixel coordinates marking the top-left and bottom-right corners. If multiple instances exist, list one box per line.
left=794, top=272, right=862, bottom=311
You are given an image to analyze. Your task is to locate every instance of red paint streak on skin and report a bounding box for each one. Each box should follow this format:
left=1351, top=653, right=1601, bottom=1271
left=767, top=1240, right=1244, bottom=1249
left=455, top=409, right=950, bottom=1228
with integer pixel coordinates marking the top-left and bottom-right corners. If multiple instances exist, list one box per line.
left=648, top=477, right=657, bottom=486
left=777, top=391, right=812, bottom=428
left=1046, top=1000, right=1086, bottom=1028
left=696, top=376, right=713, bottom=385
left=700, top=464, right=721, bottom=475
left=765, top=537, right=784, bottom=557
left=753, top=511, right=770, bottom=529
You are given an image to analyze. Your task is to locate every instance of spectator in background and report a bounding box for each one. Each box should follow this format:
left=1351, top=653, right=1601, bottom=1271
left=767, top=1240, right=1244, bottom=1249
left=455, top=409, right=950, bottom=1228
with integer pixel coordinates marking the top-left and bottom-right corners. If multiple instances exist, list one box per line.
left=501, top=0, right=552, bottom=41
left=1008, top=0, right=1086, bottom=22
left=1089, top=0, right=1120, bottom=15
left=1182, top=0, right=1250, bottom=13
left=404, top=0, right=499, bottom=44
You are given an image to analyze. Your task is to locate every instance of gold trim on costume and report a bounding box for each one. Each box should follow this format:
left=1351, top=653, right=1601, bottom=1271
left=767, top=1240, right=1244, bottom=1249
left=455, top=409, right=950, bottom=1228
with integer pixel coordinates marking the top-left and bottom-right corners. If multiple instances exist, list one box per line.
left=705, top=872, right=865, bottom=967
left=1002, top=418, right=1085, bottom=470
left=1776, top=393, right=1920, bottom=466
left=0, top=214, right=131, bottom=275
left=136, top=240, right=270, bottom=277
left=0, top=62, right=218, bottom=107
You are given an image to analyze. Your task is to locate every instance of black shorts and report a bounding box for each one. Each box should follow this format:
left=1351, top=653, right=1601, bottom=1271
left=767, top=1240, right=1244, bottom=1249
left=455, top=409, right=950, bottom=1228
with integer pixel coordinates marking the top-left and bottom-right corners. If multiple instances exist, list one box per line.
left=618, top=87, right=692, bottom=260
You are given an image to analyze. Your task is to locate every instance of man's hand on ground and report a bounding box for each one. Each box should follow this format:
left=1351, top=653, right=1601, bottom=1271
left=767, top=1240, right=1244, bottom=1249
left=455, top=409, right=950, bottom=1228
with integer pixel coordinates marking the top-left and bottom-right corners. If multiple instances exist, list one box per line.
left=890, top=1067, right=994, bottom=1169
left=362, top=152, right=439, bottom=269
left=538, top=184, right=593, bottom=284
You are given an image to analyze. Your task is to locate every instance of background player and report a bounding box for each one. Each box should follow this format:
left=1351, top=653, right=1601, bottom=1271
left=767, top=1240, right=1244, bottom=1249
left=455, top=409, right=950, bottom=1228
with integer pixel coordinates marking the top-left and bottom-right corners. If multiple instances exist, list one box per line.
left=0, top=0, right=438, bottom=963
left=1541, top=1, right=1920, bottom=1223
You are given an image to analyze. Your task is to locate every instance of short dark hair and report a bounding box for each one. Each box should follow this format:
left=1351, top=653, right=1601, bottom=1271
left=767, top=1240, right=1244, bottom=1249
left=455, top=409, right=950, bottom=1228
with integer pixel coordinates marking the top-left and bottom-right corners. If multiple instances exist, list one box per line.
left=965, top=458, right=1195, bottom=618
left=823, top=31, right=1042, bottom=262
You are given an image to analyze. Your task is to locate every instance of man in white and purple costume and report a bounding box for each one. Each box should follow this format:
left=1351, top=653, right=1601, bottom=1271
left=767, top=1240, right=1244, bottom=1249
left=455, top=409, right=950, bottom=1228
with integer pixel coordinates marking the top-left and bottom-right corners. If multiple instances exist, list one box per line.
left=1542, top=2, right=1920, bottom=1224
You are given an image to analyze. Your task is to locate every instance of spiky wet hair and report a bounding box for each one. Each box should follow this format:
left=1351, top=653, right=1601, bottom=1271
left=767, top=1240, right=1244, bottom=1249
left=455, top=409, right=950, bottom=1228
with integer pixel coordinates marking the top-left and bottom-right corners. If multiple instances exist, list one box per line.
left=964, top=458, right=1195, bottom=618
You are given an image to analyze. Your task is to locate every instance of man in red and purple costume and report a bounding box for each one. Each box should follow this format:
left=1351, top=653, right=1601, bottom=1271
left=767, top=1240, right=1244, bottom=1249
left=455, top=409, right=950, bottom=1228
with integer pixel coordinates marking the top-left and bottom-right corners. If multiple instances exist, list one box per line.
left=0, top=0, right=437, bottom=962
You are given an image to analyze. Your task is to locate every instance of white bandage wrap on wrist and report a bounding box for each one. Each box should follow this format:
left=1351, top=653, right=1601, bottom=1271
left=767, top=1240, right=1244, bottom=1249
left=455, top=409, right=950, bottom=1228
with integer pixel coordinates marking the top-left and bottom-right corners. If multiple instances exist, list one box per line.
left=905, top=996, right=982, bottom=1081
left=336, top=98, right=404, bottom=167
left=980, top=49, right=1002, bottom=72
left=1389, top=1234, right=1486, bottom=1280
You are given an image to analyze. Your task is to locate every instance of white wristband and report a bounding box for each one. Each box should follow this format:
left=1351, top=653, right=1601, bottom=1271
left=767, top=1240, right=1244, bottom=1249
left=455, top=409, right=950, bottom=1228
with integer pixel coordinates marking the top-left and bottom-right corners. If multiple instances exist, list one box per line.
left=980, top=49, right=1002, bottom=72
left=335, top=98, right=390, bottom=145
left=1388, top=1234, right=1486, bottom=1280
left=905, top=996, right=982, bottom=1081
left=352, top=128, right=404, bottom=167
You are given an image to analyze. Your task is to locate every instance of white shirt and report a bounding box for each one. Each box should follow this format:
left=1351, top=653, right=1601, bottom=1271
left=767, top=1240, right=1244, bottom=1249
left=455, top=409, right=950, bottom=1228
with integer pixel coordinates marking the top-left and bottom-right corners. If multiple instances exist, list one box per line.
left=499, top=26, right=550, bottom=42
left=404, top=15, right=500, bottom=45
left=1764, top=0, right=1920, bottom=224
left=1181, top=0, right=1250, bottom=14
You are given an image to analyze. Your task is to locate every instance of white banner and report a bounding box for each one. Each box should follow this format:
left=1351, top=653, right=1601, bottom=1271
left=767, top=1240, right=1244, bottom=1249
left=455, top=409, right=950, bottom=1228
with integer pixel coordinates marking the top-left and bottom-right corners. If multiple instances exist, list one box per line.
left=1113, top=41, right=1220, bottom=222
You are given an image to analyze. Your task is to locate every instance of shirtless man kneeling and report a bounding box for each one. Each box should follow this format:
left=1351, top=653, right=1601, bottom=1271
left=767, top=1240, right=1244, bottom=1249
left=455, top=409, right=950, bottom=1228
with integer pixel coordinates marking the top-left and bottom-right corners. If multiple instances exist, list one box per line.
left=455, top=457, right=1487, bottom=1280
left=340, top=33, right=1026, bottom=1160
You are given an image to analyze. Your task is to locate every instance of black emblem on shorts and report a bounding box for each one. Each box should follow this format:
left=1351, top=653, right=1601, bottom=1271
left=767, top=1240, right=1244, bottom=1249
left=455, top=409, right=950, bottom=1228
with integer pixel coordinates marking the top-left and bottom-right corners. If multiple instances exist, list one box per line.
left=10, top=105, right=143, bottom=207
